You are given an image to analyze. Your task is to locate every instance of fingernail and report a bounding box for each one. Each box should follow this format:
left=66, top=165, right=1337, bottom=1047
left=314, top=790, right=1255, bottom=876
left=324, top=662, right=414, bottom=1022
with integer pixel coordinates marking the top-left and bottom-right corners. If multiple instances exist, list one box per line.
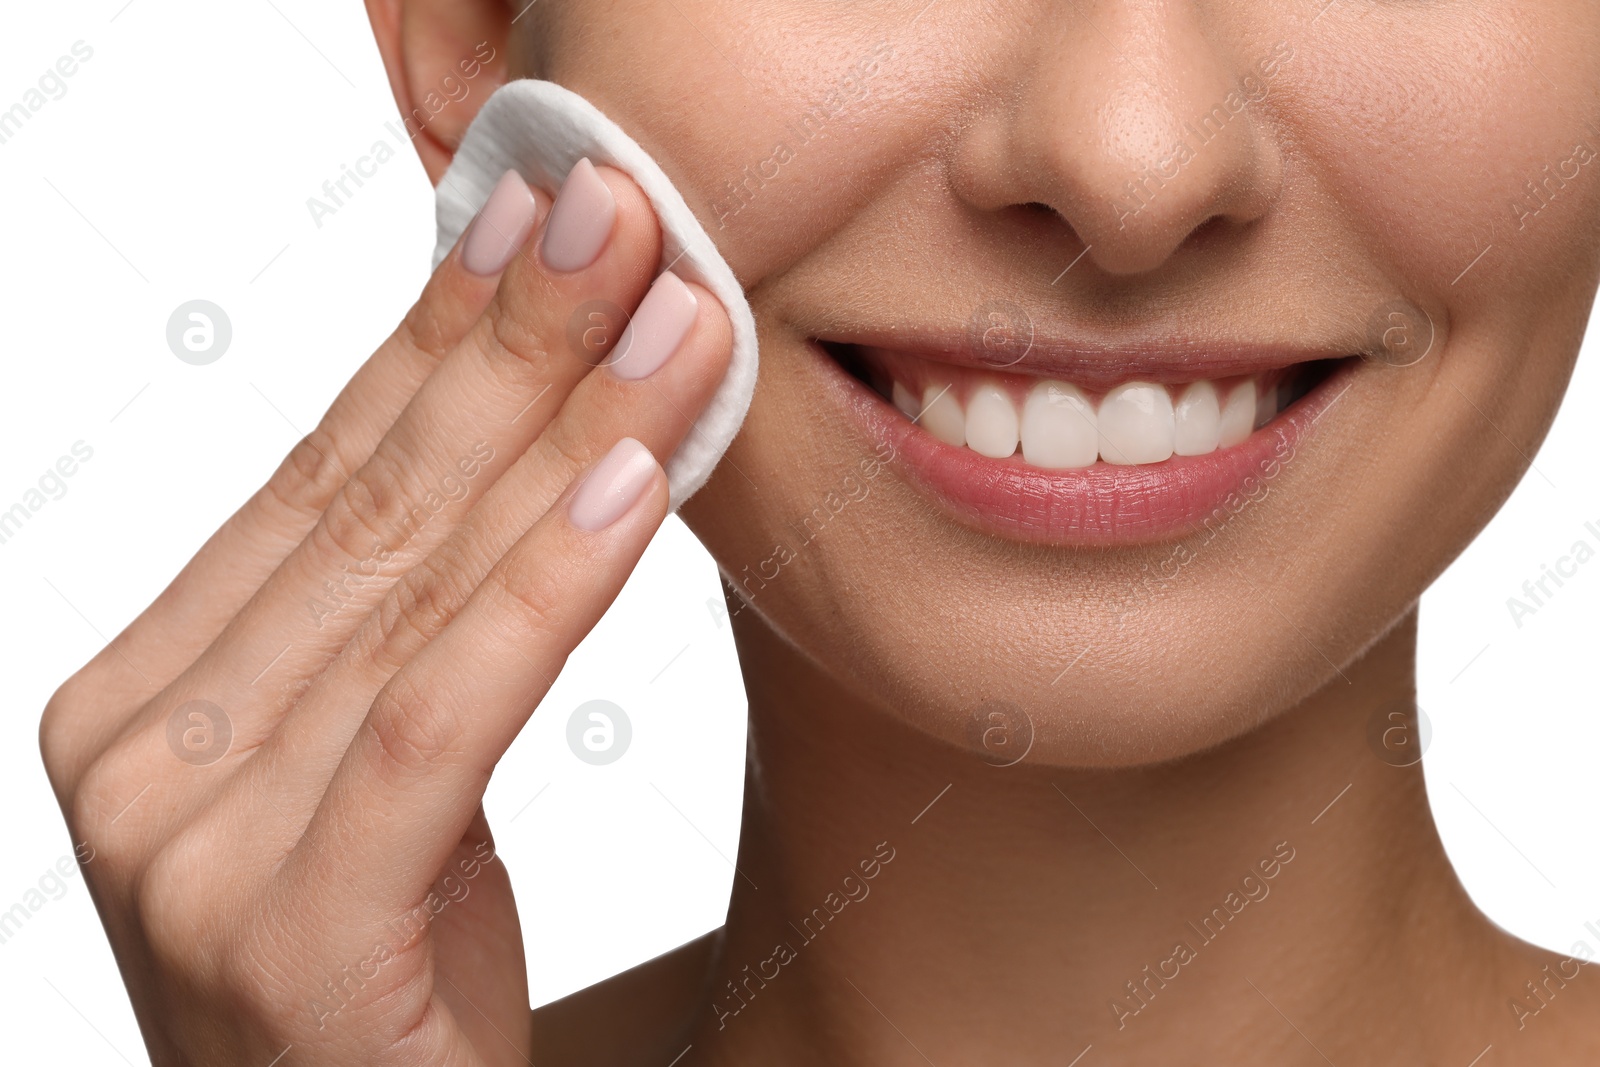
left=607, top=272, right=699, bottom=380
left=541, top=158, right=617, bottom=273
left=462, top=170, right=540, bottom=276
left=569, top=438, right=658, bottom=531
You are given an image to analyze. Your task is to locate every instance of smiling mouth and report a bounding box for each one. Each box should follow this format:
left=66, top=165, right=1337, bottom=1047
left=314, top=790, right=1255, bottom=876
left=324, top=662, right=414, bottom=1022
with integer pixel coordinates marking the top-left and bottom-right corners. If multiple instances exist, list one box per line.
left=810, top=335, right=1358, bottom=544
left=822, top=342, right=1346, bottom=467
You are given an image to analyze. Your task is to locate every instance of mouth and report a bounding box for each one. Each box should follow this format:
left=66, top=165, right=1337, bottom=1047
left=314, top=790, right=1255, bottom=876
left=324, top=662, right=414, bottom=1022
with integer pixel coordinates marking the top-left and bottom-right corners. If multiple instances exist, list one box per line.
left=811, top=334, right=1357, bottom=545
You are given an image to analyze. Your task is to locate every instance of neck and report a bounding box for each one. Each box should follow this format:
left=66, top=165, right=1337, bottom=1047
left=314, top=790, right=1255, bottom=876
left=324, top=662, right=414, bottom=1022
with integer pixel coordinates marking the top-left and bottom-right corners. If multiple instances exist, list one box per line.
left=692, top=608, right=1529, bottom=1065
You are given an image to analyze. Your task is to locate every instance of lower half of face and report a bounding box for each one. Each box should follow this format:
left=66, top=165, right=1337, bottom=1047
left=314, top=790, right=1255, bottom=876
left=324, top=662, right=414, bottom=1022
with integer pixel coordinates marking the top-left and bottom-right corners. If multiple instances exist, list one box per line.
left=531, top=0, right=1600, bottom=766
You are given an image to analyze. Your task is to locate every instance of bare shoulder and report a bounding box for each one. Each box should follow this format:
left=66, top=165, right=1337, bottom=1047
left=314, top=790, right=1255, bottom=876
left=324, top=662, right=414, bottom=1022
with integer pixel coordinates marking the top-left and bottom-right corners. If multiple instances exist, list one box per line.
left=1487, top=944, right=1600, bottom=1066
left=528, top=928, right=723, bottom=1066
left=1522, top=960, right=1600, bottom=1063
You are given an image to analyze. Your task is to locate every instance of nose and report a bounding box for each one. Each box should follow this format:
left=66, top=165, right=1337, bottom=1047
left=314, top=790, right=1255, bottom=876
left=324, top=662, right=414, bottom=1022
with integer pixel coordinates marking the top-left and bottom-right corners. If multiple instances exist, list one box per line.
left=952, top=3, right=1286, bottom=277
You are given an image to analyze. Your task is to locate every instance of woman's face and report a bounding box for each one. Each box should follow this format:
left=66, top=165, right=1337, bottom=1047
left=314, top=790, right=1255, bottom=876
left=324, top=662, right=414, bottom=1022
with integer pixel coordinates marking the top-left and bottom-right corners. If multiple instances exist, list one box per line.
left=520, top=0, right=1600, bottom=766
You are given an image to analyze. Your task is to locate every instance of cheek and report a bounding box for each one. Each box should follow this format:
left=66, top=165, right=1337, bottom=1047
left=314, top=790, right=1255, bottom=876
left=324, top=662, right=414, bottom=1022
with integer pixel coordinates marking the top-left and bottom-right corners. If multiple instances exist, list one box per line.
left=1284, top=6, right=1600, bottom=303
left=1272, top=3, right=1599, bottom=499
left=538, top=1, right=963, bottom=287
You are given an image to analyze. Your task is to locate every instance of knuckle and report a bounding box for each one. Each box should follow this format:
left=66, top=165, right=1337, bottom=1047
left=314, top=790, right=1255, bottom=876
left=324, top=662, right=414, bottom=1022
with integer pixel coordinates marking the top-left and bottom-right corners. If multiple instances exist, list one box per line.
left=37, top=704, right=70, bottom=788
left=533, top=412, right=600, bottom=486
left=483, top=292, right=557, bottom=383
left=64, top=763, right=107, bottom=847
left=38, top=672, right=97, bottom=789
left=366, top=675, right=463, bottom=776
left=263, top=427, right=351, bottom=523
left=134, top=830, right=225, bottom=967
left=370, top=972, right=452, bottom=1055
left=368, top=551, right=478, bottom=674
left=397, top=293, right=456, bottom=364
left=491, top=549, right=570, bottom=645
left=69, top=745, right=151, bottom=879
left=313, top=455, right=418, bottom=573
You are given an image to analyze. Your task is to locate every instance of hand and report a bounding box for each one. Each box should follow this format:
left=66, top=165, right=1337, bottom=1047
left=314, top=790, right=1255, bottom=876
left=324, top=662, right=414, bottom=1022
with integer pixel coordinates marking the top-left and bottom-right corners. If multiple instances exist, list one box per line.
left=38, top=161, right=733, bottom=1066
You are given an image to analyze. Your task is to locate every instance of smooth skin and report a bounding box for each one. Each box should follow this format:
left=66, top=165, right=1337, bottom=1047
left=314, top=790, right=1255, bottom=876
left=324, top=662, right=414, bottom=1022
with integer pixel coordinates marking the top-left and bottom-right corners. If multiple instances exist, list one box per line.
left=41, top=0, right=1600, bottom=1065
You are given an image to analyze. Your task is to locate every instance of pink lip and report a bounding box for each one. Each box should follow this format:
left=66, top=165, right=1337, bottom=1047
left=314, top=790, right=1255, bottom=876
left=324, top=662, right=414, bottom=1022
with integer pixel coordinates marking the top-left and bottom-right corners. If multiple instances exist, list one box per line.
left=810, top=340, right=1354, bottom=546
left=826, top=328, right=1351, bottom=390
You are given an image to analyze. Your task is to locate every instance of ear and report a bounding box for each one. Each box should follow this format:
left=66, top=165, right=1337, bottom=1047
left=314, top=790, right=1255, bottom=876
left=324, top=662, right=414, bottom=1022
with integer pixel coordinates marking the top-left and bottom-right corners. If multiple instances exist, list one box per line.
left=365, top=0, right=514, bottom=184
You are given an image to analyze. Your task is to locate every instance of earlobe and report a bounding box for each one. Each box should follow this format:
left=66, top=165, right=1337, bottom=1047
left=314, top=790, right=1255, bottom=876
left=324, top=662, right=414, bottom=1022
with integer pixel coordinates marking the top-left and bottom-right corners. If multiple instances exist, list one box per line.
left=364, top=0, right=513, bottom=184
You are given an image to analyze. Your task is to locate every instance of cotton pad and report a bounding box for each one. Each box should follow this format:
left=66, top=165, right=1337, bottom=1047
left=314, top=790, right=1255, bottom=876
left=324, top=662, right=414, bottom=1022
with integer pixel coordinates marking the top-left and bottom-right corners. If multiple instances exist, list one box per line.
left=432, top=79, right=758, bottom=509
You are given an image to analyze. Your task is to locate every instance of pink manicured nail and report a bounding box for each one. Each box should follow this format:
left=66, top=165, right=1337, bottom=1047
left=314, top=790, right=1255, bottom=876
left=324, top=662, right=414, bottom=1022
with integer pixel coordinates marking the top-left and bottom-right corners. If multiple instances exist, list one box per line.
left=541, top=158, right=617, bottom=272
left=462, top=170, right=540, bottom=276
left=607, top=272, right=699, bottom=380
left=569, top=438, right=658, bottom=531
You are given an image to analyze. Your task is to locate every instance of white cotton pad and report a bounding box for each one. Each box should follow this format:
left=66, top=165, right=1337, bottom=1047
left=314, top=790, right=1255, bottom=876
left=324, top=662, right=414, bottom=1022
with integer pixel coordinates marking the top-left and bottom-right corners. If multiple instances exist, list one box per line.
left=432, top=79, right=757, bottom=510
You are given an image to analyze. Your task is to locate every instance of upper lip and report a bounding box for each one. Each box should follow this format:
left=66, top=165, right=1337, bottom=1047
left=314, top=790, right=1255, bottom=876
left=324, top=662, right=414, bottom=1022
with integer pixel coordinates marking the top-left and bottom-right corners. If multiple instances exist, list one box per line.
left=817, top=328, right=1354, bottom=391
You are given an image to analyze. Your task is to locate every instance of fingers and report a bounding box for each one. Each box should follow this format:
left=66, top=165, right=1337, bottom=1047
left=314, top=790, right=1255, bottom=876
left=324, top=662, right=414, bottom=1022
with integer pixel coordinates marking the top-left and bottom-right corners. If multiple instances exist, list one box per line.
left=127, top=164, right=661, bottom=763
left=226, top=162, right=656, bottom=667
left=242, top=274, right=732, bottom=810
left=283, top=438, right=668, bottom=925
left=40, top=191, right=541, bottom=789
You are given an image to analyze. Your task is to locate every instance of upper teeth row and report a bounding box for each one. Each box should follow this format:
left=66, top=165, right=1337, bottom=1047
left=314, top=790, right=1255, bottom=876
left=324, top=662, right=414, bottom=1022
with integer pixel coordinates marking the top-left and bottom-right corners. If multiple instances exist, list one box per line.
left=894, top=377, right=1267, bottom=467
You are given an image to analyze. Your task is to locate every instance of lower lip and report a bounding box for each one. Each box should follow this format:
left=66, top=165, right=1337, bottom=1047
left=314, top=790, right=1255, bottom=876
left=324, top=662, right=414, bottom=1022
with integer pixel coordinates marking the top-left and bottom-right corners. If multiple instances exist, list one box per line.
left=810, top=341, right=1353, bottom=545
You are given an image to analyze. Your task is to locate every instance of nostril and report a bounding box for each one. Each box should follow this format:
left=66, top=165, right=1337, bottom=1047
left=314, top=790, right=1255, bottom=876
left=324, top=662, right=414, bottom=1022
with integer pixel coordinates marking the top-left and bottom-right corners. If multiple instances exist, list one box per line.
left=1005, top=199, right=1074, bottom=238
left=1019, top=201, right=1060, bottom=220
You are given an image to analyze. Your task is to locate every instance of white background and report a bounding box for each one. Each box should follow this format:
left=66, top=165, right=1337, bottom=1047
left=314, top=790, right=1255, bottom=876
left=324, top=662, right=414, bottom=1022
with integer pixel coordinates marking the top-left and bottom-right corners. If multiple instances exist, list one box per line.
left=0, top=2, right=1595, bottom=1062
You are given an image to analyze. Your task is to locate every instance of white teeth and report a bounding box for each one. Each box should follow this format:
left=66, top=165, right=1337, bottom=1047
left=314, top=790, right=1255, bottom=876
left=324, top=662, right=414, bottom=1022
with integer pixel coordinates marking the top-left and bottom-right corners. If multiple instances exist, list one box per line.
left=1097, top=382, right=1175, bottom=465
left=1254, top=380, right=1276, bottom=429
left=920, top=383, right=967, bottom=447
left=1172, top=380, right=1221, bottom=457
left=1218, top=380, right=1256, bottom=447
left=965, top=382, right=1020, bottom=459
left=1021, top=381, right=1098, bottom=468
left=892, top=380, right=921, bottom=420
left=892, top=371, right=1281, bottom=465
